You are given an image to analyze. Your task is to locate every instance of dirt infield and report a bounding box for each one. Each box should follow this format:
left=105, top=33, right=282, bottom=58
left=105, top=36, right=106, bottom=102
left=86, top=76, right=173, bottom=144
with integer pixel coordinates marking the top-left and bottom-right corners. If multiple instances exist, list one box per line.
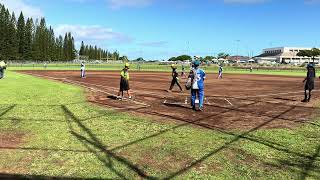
left=19, top=70, right=320, bottom=131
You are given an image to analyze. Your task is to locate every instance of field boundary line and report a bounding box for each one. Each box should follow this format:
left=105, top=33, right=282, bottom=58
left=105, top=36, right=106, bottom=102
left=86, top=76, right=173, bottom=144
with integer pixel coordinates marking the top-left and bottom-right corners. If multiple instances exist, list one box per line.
left=63, top=79, right=150, bottom=107
left=25, top=72, right=171, bottom=99
left=21, top=72, right=150, bottom=108
left=67, top=79, right=171, bottom=99
left=225, top=98, right=233, bottom=106
left=235, top=90, right=320, bottom=99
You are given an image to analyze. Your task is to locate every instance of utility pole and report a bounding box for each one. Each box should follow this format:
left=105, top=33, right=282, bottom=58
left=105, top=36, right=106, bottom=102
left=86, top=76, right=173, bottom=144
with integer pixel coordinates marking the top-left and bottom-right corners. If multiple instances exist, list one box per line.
left=106, top=51, right=108, bottom=63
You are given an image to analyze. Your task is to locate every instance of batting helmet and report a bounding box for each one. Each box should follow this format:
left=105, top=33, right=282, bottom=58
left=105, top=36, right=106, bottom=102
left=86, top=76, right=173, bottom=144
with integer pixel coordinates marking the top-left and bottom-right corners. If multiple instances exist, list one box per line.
left=194, top=60, right=200, bottom=67
left=307, top=63, right=314, bottom=68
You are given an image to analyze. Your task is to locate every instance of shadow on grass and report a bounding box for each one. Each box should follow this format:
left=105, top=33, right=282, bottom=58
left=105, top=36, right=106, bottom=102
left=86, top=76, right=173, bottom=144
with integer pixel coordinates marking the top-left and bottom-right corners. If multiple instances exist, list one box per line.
left=0, top=105, right=16, bottom=117
left=263, top=145, right=320, bottom=180
left=110, top=102, right=320, bottom=179
left=64, top=100, right=319, bottom=179
left=301, top=145, right=320, bottom=179
left=0, top=101, right=319, bottom=179
left=0, top=173, right=112, bottom=180
left=62, top=105, right=157, bottom=180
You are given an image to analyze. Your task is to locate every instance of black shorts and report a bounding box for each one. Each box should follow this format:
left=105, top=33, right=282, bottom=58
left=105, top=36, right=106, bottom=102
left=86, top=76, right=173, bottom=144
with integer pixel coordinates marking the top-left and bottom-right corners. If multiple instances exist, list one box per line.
left=305, top=81, right=314, bottom=90
left=120, top=79, right=130, bottom=91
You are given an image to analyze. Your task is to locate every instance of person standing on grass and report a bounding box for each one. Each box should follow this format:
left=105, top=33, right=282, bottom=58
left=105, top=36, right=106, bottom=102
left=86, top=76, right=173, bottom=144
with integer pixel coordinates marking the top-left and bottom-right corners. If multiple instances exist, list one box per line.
left=0, top=60, right=7, bottom=79
left=117, top=63, right=132, bottom=99
left=80, top=62, right=85, bottom=78
left=190, top=59, right=206, bottom=111
left=218, top=65, right=223, bottom=79
left=302, top=63, right=316, bottom=102
left=168, top=64, right=183, bottom=92
left=181, top=64, right=186, bottom=78
left=137, top=63, right=141, bottom=71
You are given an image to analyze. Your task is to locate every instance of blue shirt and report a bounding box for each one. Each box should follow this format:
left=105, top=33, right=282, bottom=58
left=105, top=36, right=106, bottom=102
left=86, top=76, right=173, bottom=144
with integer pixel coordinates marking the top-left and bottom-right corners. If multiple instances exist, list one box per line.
left=192, top=68, right=206, bottom=89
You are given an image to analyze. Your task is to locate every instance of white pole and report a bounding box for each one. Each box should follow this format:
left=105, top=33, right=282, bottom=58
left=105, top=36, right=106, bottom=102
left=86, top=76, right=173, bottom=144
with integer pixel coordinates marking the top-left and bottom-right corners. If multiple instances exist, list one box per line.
left=106, top=51, right=108, bottom=63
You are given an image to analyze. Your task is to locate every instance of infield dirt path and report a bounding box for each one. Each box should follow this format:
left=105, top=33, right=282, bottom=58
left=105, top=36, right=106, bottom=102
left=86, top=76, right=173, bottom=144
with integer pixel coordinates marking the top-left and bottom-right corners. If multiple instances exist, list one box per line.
left=19, top=70, right=320, bottom=131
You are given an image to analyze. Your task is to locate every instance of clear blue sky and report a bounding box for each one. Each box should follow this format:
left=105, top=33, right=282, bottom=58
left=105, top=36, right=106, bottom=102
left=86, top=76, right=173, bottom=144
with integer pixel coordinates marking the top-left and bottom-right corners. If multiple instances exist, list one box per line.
left=2, top=0, right=320, bottom=59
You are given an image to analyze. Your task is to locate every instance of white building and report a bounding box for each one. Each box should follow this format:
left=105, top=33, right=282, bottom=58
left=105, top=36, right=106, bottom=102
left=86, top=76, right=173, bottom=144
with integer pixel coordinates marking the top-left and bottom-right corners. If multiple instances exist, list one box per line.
left=255, top=47, right=320, bottom=64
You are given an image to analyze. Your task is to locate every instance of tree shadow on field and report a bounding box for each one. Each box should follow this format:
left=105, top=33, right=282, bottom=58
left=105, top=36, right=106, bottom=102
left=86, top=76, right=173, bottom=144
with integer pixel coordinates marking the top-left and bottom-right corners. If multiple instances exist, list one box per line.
left=0, top=173, right=111, bottom=180
left=203, top=102, right=320, bottom=128
left=1, top=101, right=319, bottom=179
left=62, top=105, right=157, bottom=180
left=162, top=106, right=297, bottom=179
left=62, top=100, right=320, bottom=179
left=264, top=145, right=320, bottom=180
left=64, top=99, right=319, bottom=179
left=300, top=145, right=320, bottom=179
left=104, top=102, right=320, bottom=179
left=0, top=104, right=16, bottom=117
left=110, top=102, right=259, bottom=152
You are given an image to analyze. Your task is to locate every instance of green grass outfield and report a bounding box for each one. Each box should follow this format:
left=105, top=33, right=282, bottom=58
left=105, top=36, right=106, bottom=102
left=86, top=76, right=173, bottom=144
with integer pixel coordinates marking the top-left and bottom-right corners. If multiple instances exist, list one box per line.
left=7, top=63, right=309, bottom=76
left=0, top=71, right=319, bottom=179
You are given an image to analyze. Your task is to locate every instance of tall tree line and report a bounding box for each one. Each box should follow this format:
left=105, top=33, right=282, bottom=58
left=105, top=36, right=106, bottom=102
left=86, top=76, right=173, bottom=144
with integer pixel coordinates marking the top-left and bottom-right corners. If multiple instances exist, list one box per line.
left=0, top=3, right=119, bottom=62
left=79, top=41, right=119, bottom=60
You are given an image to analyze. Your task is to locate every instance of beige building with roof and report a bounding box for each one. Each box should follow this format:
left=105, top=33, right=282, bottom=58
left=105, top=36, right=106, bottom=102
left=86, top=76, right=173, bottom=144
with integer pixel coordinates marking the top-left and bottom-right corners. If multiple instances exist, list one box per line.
left=255, top=47, right=320, bottom=64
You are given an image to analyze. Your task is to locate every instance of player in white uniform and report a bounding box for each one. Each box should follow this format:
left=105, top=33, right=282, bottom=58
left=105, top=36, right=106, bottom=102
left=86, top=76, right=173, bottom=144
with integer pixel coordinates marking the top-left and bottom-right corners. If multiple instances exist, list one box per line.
left=80, top=62, right=85, bottom=78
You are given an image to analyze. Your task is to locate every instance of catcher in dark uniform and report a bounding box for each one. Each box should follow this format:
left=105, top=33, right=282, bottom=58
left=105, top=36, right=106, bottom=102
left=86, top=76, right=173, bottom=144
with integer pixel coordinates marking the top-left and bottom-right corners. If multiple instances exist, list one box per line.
left=302, top=63, right=316, bottom=102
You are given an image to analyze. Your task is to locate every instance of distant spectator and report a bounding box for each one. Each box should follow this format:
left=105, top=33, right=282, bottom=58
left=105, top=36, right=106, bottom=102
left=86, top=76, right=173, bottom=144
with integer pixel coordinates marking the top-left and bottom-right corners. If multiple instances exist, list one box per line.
left=218, top=65, right=223, bottom=79
left=181, top=64, right=186, bottom=78
left=0, top=60, right=7, bottom=79
left=137, top=63, right=141, bottom=71
left=80, top=62, right=85, bottom=78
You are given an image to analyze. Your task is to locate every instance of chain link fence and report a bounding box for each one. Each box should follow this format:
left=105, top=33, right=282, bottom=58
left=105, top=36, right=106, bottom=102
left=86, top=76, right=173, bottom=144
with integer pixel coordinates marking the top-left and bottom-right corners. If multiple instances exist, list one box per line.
left=6, top=60, right=312, bottom=73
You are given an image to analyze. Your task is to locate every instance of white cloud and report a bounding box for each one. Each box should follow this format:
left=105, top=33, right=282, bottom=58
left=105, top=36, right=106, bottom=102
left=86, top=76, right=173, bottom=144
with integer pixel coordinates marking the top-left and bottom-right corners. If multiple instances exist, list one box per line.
left=0, top=0, right=43, bottom=19
left=224, top=0, right=268, bottom=4
left=107, top=0, right=153, bottom=9
left=54, top=24, right=132, bottom=43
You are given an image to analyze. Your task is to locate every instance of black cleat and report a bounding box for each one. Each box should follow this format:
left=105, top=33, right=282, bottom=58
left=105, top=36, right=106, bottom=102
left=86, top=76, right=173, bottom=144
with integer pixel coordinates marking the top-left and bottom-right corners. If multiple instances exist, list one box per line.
left=301, top=99, right=308, bottom=103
